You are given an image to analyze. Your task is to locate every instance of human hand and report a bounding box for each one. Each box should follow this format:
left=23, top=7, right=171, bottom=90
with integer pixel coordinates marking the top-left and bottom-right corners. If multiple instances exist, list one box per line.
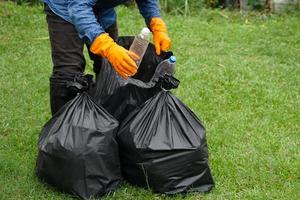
left=90, top=33, right=139, bottom=79
left=150, top=17, right=171, bottom=55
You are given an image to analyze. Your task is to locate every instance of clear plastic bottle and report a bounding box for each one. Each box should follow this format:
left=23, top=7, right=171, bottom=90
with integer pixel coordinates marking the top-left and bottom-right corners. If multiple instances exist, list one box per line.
left=155, top=56, right=176, bottom=77
left=129, top=27, right=150, bottom=67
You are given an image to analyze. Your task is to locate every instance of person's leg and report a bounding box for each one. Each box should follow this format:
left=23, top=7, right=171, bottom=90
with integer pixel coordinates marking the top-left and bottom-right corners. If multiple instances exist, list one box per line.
left=44, top=4, right=85, bottom=115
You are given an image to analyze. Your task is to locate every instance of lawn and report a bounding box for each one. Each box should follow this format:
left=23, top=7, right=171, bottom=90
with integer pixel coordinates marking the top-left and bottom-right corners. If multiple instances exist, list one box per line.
left=0, top=2, right=300, bottom=199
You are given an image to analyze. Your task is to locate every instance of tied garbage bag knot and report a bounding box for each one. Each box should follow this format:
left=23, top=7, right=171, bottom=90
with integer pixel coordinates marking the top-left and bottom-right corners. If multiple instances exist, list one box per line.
left=156, top=74, right=180, bottom=91
left=66, top=73, right=94, bottom=92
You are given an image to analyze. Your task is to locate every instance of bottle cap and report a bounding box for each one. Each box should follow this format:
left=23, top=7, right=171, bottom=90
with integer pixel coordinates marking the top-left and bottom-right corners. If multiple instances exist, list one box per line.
left=169, top=56, right=176, bottom=63
left=141, top=27, right=150, bottom=37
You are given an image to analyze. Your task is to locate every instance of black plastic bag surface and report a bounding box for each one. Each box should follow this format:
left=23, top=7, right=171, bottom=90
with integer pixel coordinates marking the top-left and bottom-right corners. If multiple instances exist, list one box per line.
left=36, top=92, right=121, bottom=199
left=118, top=90, right=214, bottom=194
left=93, top=36, right=173, bottom=122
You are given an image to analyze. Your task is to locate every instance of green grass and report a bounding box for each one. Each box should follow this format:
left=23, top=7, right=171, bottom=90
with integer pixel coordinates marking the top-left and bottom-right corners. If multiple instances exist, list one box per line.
left=1, top=2, right=300, bottom=199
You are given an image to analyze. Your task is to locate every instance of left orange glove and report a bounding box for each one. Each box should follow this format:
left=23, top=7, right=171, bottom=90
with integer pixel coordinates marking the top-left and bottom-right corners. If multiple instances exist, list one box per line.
left=150, top=17, right=171, bottom=55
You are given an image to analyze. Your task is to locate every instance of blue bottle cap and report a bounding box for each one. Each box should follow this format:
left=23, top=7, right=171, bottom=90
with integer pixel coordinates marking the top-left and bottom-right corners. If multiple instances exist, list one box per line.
left=169, top=56, right=176, bottom=64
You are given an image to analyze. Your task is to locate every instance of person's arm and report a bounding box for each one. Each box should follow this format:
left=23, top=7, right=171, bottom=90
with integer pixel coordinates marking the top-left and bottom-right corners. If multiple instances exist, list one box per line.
left=67, top=0, right=138, bottom=79
left=135, top=0, right=171, bottom=55
left=67, top=0, right=103, bottom=44
left=135, top=0, right=161, bottom=25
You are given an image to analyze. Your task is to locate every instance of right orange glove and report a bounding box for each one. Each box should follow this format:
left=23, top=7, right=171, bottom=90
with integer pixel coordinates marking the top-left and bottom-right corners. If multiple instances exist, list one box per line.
left=150, top=17, right=171, bottom=55
left=90, top=33, right=139, bottom=79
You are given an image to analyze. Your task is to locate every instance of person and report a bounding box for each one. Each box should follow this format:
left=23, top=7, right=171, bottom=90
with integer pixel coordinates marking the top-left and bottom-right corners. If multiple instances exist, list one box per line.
left=43, top=0, right=172, bottom=115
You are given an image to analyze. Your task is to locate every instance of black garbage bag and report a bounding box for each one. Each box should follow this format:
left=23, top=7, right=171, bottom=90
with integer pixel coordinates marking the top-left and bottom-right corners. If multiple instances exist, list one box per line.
left=118, top=90, right=214, bottom=194
left=36, top=92, right=121, bottom=199
left=93, top=36, right=173, bottom=122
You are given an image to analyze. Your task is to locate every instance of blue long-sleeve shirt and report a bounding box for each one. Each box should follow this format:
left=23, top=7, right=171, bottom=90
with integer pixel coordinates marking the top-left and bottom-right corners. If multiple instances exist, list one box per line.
left=43, top=0, right=161, bottom=44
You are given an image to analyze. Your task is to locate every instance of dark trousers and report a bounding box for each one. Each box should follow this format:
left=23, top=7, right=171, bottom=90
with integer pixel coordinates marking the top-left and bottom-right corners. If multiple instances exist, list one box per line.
left=44, top=5, right=118, bottom=115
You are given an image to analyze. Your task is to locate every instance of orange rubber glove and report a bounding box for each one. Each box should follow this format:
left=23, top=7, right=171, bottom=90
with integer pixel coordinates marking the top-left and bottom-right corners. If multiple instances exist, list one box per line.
left=150, top=17, right=171, bottom=55
left=90, top=33, right=139, bottom=79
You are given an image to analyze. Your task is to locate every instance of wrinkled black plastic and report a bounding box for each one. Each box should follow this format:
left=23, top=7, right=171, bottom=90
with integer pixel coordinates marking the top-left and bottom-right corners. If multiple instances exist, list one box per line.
left=36, top=92, right=121, bottom=199
left=118, top=90, right=214, bottom=194
left=93, top=36, right=174, bottom=122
